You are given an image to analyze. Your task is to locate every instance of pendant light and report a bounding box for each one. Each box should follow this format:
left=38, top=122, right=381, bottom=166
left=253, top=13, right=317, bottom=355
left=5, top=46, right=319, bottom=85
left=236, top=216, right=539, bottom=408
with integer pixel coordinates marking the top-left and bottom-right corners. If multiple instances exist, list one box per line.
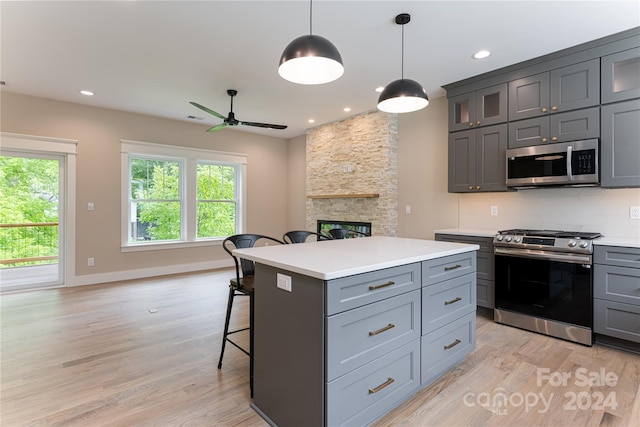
left=278, top=0, right=344, bottom=85
left=377, top=13, right=429, bottom=113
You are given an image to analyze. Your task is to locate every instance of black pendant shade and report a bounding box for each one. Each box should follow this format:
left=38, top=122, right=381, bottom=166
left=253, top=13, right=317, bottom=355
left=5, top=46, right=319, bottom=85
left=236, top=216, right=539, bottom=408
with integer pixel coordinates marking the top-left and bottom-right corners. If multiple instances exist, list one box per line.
left=377, top=78, right=429, bottom=113
left=278, top=0, right=344, bottom=85
left=278, top=34, right=344, bottom=85
left=377, top=13, right=429, bottom=113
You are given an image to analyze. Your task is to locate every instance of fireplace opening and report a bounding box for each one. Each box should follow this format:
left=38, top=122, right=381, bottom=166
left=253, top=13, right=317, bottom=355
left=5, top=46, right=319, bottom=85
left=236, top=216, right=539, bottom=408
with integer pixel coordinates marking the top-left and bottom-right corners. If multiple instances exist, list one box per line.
left=317, top=220, right=372, bottom=238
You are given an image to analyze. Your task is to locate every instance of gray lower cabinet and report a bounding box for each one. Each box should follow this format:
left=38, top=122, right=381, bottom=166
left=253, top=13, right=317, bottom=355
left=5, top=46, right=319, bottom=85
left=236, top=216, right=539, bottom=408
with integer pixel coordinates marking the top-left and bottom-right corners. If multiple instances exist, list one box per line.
left=594, top=245, right=640, bottom=344
left=448, top=124, right=508, bottom=193
left=435, top=233, right=495, bottom=309
left=508, top=106, right=600, bottom=148
left=253, top=253, right=477, bottom=427
left=421, top=255, right=476, bottom=386
left=601, top=99, right=640, bottom=188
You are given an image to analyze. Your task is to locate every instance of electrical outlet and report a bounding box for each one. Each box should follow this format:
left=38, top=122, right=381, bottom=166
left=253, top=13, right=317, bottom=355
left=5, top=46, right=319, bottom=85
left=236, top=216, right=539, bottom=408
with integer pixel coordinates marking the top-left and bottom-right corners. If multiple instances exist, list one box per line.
left=491, top=205, right=498, bottom=216
left=277, top=273, right=292, bottom=292
left=88, top=202, right=94, bottom=211
left=405, top=205, right=411, bottom=214
left=87, top=257, right=94, bottom=267
left=631, top=206, right=640, bottom=220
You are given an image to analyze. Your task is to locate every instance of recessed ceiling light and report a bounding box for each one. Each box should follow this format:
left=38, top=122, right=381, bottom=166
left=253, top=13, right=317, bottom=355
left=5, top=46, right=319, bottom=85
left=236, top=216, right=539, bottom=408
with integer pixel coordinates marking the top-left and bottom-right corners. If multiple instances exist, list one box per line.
left=375, top=86, right=385, bottom=93
left=80, top=90, right=94, bottom=96
left=343, top=107, right=351, bottom=112
left=472, top=50, right=491, bottom=59
left=308, top=119, right=315, bottom=124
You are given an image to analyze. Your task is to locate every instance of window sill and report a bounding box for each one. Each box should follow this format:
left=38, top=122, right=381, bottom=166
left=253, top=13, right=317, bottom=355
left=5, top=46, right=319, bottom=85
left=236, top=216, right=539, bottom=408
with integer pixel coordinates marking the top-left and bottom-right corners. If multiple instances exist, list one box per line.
left=121, top=239, right=222, bottom=253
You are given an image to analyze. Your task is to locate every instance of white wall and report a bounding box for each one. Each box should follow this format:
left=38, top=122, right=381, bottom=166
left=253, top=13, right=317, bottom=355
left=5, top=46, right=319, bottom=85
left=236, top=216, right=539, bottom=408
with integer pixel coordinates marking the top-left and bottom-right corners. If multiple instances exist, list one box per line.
left=459, top=187, right=640, bottom=237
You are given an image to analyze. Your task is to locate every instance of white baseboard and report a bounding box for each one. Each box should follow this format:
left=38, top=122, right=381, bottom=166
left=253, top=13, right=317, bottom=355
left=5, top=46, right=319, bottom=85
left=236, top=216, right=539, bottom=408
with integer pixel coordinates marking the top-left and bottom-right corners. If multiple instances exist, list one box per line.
left=68, top=259, right=234, bottom=287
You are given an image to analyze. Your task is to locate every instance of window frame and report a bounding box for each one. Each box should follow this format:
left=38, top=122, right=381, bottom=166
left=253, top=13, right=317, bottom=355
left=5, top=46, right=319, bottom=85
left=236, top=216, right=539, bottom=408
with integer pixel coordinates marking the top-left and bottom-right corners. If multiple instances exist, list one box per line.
left=121, top=139, right=246, bottom=252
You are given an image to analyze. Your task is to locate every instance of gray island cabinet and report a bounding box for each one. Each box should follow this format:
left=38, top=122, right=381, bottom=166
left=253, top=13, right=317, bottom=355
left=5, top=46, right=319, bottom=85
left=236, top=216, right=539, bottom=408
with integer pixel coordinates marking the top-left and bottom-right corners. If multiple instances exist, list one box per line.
left=233, top=236, right=479, bottom=427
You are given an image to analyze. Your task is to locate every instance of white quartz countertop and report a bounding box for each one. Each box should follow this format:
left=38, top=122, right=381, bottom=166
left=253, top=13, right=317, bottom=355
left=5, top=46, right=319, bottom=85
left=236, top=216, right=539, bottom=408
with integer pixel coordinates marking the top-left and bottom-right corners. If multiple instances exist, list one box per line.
left=233, top=236, right=479, bottom=280
left=594, top=236, right=640, bottom=248
left=433, top=228, right=497, bottom=238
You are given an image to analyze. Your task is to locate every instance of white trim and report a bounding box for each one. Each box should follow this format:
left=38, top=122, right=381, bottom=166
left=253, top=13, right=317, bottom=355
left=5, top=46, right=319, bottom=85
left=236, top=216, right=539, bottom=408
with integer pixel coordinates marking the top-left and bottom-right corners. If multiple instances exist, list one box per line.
left=120, top=139, right=247, bottom=164
left=68, top=259, right=233, bottom=287
left=121, top=138, right=246, bottom=249
left=0, top=132, right=77, bottom=289
left=1, top=132, right=78, bottom=153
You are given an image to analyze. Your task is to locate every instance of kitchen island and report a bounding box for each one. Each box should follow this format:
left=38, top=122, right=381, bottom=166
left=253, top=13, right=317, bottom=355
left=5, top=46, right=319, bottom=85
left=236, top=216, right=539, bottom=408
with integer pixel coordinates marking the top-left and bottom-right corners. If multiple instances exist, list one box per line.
left=233, top=236, right=479, bottom=427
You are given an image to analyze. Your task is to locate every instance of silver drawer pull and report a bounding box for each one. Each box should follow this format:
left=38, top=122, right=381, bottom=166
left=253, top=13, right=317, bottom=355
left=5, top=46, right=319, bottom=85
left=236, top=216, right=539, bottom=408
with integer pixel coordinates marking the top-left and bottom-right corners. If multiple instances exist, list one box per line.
left=444, top=339, right=462, bottom=350
left=369, top=323, right=395, bottom=336
left=369, top=281, right=395, bottom=291
left=368, top=377, right=395, bottom=394
left=444, top=264, right=462, bottom=271
left=444, top=297, right=462, bottom=306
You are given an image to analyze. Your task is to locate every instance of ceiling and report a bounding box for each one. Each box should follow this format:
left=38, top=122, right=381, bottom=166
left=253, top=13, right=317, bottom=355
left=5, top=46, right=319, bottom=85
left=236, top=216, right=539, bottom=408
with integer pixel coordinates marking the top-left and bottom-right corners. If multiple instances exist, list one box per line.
left=2, top=1, right=639, bottom=139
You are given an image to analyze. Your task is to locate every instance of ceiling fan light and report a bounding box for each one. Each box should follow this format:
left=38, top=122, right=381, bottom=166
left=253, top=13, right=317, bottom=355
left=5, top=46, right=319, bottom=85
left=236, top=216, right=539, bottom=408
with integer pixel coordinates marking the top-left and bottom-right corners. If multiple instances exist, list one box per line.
left=278, top=35, right=344, bottom=85
left=377, top=79, right=429, bottom=113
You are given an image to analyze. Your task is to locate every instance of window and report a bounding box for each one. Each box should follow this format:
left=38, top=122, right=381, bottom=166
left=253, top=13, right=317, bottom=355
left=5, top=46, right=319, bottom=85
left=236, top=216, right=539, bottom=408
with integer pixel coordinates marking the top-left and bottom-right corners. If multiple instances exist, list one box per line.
left=121, top=140, right=246, bottom=250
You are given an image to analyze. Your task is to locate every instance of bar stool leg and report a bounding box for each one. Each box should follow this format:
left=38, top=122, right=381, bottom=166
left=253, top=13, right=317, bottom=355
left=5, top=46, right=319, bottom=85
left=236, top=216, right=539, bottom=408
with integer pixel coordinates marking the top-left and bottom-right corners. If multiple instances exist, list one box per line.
left=218, top=285, right=235, bottom=369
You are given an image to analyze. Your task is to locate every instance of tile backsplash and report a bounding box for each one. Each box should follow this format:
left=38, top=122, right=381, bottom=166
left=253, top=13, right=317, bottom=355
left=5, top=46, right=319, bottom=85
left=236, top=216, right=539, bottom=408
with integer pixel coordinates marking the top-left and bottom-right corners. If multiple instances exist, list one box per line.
left=459, top=187, right=640, bottom=238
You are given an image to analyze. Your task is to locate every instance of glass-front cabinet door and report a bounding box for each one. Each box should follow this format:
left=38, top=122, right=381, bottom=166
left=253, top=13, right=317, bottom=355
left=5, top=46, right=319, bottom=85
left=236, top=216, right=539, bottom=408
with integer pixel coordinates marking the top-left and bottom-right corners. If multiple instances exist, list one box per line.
left=448, top=83, right=507, bottom=132
left=602, top=47, right=640, bottom=104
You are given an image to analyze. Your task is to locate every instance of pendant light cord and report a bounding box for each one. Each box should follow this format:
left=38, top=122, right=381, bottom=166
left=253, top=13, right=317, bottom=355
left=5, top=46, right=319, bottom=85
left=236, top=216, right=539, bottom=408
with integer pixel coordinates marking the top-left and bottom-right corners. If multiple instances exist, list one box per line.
left=401, top=23, right=405, bottom=80
left=309, top=0, right=313, bottom=35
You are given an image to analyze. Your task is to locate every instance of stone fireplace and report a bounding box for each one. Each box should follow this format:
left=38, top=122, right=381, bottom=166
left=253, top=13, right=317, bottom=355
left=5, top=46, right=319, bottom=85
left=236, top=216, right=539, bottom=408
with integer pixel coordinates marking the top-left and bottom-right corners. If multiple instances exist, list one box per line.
left=306, top=110, right=399, bottom=236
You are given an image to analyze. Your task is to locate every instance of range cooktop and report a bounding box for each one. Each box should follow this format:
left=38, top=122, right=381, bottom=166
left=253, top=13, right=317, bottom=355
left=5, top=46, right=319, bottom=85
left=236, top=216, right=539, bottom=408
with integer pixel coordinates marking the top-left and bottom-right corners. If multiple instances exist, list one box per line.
left=494, top=229, right=603, bottom=254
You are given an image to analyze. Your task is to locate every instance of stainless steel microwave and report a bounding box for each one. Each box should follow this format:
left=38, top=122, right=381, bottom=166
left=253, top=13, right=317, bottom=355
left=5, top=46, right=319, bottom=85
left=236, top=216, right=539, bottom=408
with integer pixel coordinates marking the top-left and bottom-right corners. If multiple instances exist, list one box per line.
left=506, top=139, right=599, bottom=188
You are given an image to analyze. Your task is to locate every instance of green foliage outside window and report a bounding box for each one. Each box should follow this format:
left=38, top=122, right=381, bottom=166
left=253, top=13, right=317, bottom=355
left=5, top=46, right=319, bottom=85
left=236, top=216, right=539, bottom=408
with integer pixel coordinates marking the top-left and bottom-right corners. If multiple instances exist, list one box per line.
left=0, top=156, right=59, bottom=267
left=129, top=158, right=237, bottom=242
left=197, top=163, right=236, bottom=238
left=130, top=158, right=181, bottom=242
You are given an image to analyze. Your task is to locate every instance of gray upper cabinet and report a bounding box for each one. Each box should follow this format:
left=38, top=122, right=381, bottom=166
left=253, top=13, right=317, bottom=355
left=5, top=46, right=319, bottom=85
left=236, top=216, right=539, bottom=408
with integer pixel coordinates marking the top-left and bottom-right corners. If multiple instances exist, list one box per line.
left=601, top=99, right=640, bottom=188
left=448, top=124, right=508, bottom=193
left=509, top=59, right=600, bottom=121
left=448, top=84, right=508, bottom=132
left=602, top=47, right=640, bottom=104
left=508, top=107, right=600, bottom=148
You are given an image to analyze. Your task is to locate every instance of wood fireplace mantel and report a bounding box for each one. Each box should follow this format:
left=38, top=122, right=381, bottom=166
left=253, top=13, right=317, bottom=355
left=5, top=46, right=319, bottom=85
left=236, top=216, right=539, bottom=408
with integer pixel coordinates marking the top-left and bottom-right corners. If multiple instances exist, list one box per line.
left=307, top=193, right=380, bottom=199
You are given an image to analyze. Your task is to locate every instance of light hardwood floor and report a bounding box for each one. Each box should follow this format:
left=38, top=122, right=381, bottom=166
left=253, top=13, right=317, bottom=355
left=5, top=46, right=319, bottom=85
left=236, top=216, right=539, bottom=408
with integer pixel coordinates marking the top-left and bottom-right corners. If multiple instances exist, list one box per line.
left=1, top=269, right=639, bottom=426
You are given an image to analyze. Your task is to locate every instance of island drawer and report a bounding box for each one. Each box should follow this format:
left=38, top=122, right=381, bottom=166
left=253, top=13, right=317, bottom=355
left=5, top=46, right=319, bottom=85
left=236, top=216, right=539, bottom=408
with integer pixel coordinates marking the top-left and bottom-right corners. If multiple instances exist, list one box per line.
left=594, top=299, right=640, bottom=343
left=594, top=264, right=640, bottom=306
left=326, top=263, right=421, bottom=315
left=422, top=273, right=476, bottom=335
left=422, top=252, right=476, bottom=287
left=326, top=290, right=420, bottom=381
left=595, top=246, right=640, bottom=269
left=326, top=340, right=420, bottom=427
left=421, top=312, right=476, bottom=385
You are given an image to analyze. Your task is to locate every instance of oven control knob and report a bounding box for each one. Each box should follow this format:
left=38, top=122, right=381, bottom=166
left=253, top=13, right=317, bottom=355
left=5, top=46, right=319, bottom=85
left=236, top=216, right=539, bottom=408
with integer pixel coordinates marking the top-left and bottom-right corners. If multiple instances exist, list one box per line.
left=579, top=241, right=589, bottom=248
left=567, top=240, right=577, bottom=247
left=514, top=237, right=522, bottom=243
left=505, top=236, right=512, bottom=242
left=496, top=235, right=504, bottom=241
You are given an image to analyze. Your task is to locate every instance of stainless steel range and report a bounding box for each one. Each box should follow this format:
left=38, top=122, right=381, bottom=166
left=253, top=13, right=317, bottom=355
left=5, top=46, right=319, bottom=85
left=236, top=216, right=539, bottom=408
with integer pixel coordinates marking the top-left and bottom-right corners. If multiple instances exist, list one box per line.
left=493, top=229, right=603, bottom=346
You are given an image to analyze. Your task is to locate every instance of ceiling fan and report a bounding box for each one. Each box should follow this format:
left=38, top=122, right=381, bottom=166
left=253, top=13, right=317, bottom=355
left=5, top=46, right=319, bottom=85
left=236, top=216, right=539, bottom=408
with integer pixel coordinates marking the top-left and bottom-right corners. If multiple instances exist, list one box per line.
left=190, top=89, right=287, bottom=132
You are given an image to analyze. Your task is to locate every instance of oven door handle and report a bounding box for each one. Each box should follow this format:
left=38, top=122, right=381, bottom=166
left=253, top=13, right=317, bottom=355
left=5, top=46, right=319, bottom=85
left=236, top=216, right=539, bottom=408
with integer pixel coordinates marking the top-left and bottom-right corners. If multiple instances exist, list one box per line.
left=494, top=247, right=592, bottom=264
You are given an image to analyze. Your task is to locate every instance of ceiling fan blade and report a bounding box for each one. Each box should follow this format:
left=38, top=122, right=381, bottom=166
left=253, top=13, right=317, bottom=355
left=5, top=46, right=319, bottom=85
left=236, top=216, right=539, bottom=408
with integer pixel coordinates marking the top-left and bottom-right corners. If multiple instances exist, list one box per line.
left=206, top=123, right=229, bottom=132
left=190, top=102, right=226, bottom=120
left=240, top=121, right=288, bottom=130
